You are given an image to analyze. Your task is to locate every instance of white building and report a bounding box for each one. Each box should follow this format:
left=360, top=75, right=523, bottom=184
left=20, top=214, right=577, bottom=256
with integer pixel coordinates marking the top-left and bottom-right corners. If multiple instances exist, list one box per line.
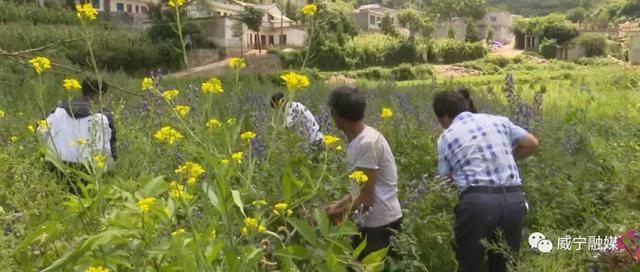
left=476, top=11, right=517, bottom=43
left=352, top=4, right=409, bottom=36
left=90, top=0, right=153, bottom=15
left=188, top=0, right=307, bottom=54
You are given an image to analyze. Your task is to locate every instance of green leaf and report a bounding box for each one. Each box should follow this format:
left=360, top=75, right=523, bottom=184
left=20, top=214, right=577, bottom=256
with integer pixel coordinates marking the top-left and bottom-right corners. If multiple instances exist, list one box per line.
left=282, top=168, right=293, bottom=203
left=361, top=246, right=389, bottom=266
left=231, top=189, right=245, bottom=216
left=139, top=175, right=166, bottom=197
left=205, top=183, right=225, bottom=214
left=206, top=240, right=226, bottom=263
left=286, top=218, right=319, bottom=247
left=275, top=245, right=309, bottom=260
left=313, top=209, right=330, bottom=236
left=352, top=237, right=367, bottom=259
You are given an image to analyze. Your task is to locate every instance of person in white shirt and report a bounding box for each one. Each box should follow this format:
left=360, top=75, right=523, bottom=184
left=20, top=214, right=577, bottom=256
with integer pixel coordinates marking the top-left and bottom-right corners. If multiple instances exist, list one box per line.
left=270, top=92, right=324, bottom=146
left=323, top=86, right=402, bottom=261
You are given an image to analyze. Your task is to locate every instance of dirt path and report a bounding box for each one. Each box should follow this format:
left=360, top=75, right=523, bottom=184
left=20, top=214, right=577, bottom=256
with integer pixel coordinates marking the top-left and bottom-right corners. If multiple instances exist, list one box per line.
left=169, top=50, right=263, bottom=78
left=489, top=39, right=524, bottom=58
left=433, top=64, right=482, bottom=77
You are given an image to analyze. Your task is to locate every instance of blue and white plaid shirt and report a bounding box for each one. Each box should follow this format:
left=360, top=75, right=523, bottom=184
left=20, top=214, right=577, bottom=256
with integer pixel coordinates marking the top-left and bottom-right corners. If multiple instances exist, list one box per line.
left=437, top=111, right=529, bottom=193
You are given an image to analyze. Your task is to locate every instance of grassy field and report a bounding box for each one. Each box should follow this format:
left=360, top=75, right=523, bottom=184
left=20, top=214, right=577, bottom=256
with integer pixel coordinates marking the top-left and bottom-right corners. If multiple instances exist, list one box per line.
left=1, top=55, right=639, bottom=271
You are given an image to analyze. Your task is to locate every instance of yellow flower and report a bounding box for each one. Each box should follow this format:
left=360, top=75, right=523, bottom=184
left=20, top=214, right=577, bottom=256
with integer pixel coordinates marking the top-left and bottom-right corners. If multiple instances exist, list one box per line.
left=280, top=71, right=310, bottom=91
left=75, top=3, right=98, bottom=21
left=154, top=126, right=184, bottom=145
left=258, top=225, right=267, bottom=233
left=10, top=136, right=18, bottom=142
left=221, top=159, right=229, bottom=165
left=273, top=202, right=291, bottom=216
left=175, top=162, right=205, bottom=185
left=322, top=135, right=339, bottom=146
left=164, top=207, right=171, bottom=217
left=137, top=197, right=157, bottom=213
left=244, top=217, right=258, bottom=229
left=381, top=107, right=393, bottom=119
left=240, top=131, right=256, bottom=141
left=74, top=138, right=87, bottom=145
left=141, top=77, right=154, bottom=91
left=93, top=154, right=106, bottom=169
left=232, top=152, right=243, bottom=163
left=286, top=209, right=293, bottom=216
left=174, top=105, right=190, bottom=117
left=209, top=229, right=217, bottom=240
left=171, top=228, right=186, bottom=237
left=27, top=125, right=35, bottom=133
left=252, top=199, right=268, bottom=206
left=207, top=118, right=222, bottom=128
left=85, top=266, right=109, bottom=272
left=349, top=171, right=369, bottom=184
left=168, top=0, right=185, bottom=8
left=274, top=203, right=288, bottom=210
left=0, top=110, right=4, bottom=118
left=241, top=227, right=249, bottom=235
left=226, top=118, right=236, bottom=125
left=161, top=89, right=180, bottom=101
left=63, top=78, right=82, bottom=90
left=336, top=145, right=343, bottom=152
left=29, top=57, right=51, bottom=74
left=229, top=57, right=247, bottom=69
left=37, top=119, right=48, bottom=129
left=300, top=4, right=317, bottom=16
left=201, top=78, right=223, bottom=93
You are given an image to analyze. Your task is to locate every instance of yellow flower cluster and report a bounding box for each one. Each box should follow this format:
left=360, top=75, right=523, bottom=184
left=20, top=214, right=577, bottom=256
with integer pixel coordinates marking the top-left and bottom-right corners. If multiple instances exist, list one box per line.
left=75, top=3, right=98, bottom=21
left=242, top=217, right=266, bottom=235
left=300, top=4, right=317, bottom=16
left=174, top=105, right=190, bottom=117
left=171, top=228, right=186, bottom=237
left=336, top=145, right=343, bottom=152
left=281, top=71, right=310, bottom=91
left=10, top=136, right=18, bottom=142
left=240, top=131, right=256, bottom=141
left=322, top=135, right=339, bottom=146
left=273, top=202, right=293, bottom=217
left=175, top=162, right=205, bottom=185
left=226, top=118, right=236, bottom=125
left=201, top=78, right=223, bottom=93
left=85, top=266, right=109, bottom=272
left=229, top=57, right=247, bottom=69
left=207, top=118, right=222, bottom=128
left=37, top=119, right=48, bottom=129
left=169, top=181, right=193, bottom=201
left=349, top=171, right=369, bottom=184
left=252, top=199, right=268, bottom=206
left=27, top=125, right=35, bottom=133
left=141, top=77, right=154, bottom=91
left=93, top=154, right=106, bottom=169
left=0, top=110, right=4, bottom=118
left=161, top=89, right=179, bottom=101
left=232, top=152, right=243, bottom=163
left=168, top=0, right=185, bottom=8
left=63, top=78, right=82, bottom=90
left=154, top=126, right=183, bottom=145
left=29, top=57, right=51, bottom=74
left=137, top=197, right=157, bottom=213
left=381, top=107, right=393, bottom=119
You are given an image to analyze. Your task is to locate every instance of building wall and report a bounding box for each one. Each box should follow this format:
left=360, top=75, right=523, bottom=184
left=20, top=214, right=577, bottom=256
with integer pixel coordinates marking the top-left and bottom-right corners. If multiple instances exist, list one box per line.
left=556, top=45, right=586, bottom=61
left=434, top=19, right=466, bottom=41
left=476, top=12, right=514, bottom=42
left=94, top=0, right=151, bottom=14
left=630, top=33, right=640, bottom=64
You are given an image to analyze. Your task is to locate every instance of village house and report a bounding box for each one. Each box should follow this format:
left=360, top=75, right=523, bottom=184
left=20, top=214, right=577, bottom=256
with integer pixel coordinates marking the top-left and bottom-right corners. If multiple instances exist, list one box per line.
left=434, top=17, right=467, bottom=41
left=90, top=0, right=154, bottom=28
left=433, top=11, right=518, bottom=43
left=187, top=0, right=307, bottom=56
left=351, top=4, right=409, bottom=36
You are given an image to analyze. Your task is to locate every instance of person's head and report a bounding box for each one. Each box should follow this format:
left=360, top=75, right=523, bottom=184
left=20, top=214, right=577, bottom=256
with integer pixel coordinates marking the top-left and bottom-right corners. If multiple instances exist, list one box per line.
left=456, top=86, right=477, bottom=113
left=432, top=90, right=470, bottom=129
left=270, top=92, right=285, bottom=110
left=81, top=77, right=108, bottom=99
left=328, top=86, right=366, bottom=131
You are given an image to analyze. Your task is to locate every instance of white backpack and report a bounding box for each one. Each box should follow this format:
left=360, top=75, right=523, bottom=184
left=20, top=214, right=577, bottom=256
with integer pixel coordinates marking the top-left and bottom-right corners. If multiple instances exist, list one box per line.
left=40, top=108, right=112, bottom=166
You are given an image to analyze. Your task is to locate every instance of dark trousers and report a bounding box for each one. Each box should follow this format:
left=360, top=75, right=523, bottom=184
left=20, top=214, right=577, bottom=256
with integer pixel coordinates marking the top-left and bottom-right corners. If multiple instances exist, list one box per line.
left=352, top=218, right=402, bottom=261
left=454, top=191, right=526, bottom=272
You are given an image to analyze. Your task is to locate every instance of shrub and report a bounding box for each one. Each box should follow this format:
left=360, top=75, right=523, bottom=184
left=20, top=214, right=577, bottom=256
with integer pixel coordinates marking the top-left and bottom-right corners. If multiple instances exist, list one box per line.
left=0, top=3, right=76, bottom=25
left=539, top=38, right=559, bottom=59
left=412, top=64, right=433, bottom=78
left=385, top=39, right=419, bottom=66
left=391, top=63, right=416, bottom=81
left=432, top=39, right=487, bottom=64
left=345, top=33, right=400, bottom=68
left=576, top=33, right=607, bottom=57
left=356, top=67, right=392, bottom=80
left=314, top=42, right=349, bottom=71
left=485, top=55, right=511, bottom=68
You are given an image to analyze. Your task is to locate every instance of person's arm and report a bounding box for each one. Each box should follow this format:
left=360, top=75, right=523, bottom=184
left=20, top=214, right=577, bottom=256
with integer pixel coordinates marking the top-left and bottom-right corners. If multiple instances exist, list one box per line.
left=104, top=110, right=117, bottom=161
left=325, top=168, right=377, bottom=222
left=513, top=133, right=538, bottom=160
left=436, top=136, right=453, bottom=179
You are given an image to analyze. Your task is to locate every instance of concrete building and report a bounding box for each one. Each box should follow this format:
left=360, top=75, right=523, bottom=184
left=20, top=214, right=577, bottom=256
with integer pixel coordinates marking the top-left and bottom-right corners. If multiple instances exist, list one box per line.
left=90, top=0, right=154, bottom=29
left=188, top=0, right=307, bottom=55
left=629, top=33, right=640, bottom=64
left=477, top=11, right=517, bottom=43
left=352, top=4, right=409, bottom=36
left=434, top=17, right=467, bottom=40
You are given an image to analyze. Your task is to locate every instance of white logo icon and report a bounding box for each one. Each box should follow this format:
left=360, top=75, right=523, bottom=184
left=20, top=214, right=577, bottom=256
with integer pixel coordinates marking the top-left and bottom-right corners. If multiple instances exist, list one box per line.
left=529, top=232, right=553, bottom=253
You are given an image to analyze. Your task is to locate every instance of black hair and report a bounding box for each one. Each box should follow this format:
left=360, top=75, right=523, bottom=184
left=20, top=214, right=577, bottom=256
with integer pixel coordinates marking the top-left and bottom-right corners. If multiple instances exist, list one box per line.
left=81, top=77, right=108, bottom=97
left=432, top=90, right=470, bottom=119
left=456, top=87, right=478, bottom=113
left=328, top=86, right=366, bottom=122
left=270, top=92, right=285, bottom=108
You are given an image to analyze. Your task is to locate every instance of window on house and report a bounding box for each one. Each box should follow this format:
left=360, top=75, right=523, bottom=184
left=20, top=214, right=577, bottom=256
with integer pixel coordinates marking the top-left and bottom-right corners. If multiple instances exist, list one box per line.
left=127, top=4, right=132, bottom=13
left=135, top=6, right=139, bottom=13
left=491, top=16, right=497, bottom=22
left=268, top=14, right=274, bottom=22
left=370, top=15, right=375, bottom=25
left=116, top=3, right=124, bottom=12
left=269, top=35, right=274, bottom=46
left=280, top=34, right=287, bottom=45
left=91, top=0, right=100, bottom=9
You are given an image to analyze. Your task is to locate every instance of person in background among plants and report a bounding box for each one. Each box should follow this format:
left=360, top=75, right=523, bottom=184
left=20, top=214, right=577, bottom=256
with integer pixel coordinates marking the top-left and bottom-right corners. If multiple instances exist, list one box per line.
left=324, top=86, right=402, bottom=261
left=39, top=77, right=117, bottom=189
left=432, top=90, right=539, bottom=272
left=270, top=92, right=324, bottom=147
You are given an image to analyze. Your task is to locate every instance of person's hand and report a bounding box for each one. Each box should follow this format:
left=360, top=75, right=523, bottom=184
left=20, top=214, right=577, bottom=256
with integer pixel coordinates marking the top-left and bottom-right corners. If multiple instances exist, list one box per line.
left=324, top=203, right=344, bottom=224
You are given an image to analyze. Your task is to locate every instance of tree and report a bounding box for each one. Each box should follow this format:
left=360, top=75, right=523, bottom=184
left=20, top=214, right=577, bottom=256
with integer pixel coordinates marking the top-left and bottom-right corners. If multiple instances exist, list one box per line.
left=428, top=0, right=487, bottom=20
left=447, top=24, right=456, bottom=39
left=566, top=7, right=586, bottom=24
left=231, top=20, right=245, bottom=56
left=284, top=0, right=298, bottom=23
left=380, top=13, right=399, bottom=37
left=465, top=19, right=478, bottom=41
left=240, top=6, right=265, bottom=53
left=398, top=8, right=434, bottom=38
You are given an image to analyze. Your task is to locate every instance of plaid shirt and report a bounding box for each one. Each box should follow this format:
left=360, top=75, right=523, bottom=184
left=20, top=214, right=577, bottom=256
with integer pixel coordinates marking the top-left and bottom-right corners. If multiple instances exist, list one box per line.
left=437, top=112, right=529, bottom=193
